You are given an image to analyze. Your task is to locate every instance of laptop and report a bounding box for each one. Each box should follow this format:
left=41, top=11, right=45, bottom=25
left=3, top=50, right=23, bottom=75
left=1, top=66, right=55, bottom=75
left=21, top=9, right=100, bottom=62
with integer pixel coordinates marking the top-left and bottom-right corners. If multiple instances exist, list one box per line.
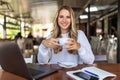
left=0, top=42, right=58, bottom=80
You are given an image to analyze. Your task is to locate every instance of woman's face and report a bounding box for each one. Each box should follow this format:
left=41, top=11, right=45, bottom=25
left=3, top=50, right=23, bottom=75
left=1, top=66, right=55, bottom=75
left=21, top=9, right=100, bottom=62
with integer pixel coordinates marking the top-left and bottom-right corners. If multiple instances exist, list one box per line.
left=58, top=9, right=71, bottom=33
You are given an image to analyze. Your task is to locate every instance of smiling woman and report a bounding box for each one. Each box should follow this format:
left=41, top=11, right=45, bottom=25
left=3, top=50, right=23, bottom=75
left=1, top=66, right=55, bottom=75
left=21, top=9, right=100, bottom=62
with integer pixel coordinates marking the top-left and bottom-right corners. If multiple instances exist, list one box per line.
left=37, top=5, right=95, bottom=65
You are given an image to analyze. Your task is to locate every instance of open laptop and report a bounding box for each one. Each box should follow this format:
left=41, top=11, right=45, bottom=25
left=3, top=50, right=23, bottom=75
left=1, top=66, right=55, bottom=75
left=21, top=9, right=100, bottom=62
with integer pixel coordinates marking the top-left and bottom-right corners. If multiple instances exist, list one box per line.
left=0, top=42, right=58, bottom=80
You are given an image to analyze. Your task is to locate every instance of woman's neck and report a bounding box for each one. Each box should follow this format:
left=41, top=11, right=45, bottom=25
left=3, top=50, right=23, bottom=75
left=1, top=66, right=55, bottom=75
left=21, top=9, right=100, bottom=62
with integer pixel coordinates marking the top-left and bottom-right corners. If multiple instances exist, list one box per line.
left=61, top=29, right=69, bottom=34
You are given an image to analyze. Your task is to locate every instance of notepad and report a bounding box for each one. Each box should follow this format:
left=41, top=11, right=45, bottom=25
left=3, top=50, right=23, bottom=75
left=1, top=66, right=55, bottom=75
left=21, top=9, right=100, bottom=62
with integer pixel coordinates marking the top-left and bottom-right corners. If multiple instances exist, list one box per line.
left=66, top=66, right=116, bottom=80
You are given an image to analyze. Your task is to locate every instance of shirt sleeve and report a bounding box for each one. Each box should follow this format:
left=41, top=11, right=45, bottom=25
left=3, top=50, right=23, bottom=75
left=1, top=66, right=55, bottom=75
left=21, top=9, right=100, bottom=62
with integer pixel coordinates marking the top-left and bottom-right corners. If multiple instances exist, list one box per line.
left=77, top=30, right=95, bottom=64
left=37, top=35, right=52, bottom=64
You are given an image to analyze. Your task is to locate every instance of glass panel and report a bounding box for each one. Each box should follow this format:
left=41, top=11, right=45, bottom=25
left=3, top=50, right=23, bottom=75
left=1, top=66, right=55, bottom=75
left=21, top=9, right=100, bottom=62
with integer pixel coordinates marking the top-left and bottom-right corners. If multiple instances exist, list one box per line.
left=0, top=14, right=4, bottom=25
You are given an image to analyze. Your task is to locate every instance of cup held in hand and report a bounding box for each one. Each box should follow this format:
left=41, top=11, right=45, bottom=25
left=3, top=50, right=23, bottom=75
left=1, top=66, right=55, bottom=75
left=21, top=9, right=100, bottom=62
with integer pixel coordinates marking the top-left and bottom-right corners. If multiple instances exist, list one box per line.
left=58, top=38, right=69, bottom=46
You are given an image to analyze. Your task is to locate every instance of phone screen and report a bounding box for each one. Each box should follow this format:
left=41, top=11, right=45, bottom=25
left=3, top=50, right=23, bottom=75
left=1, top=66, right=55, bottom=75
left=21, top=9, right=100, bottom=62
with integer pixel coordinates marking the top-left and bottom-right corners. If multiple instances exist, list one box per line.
left=73, top=71, right=99, bottom=80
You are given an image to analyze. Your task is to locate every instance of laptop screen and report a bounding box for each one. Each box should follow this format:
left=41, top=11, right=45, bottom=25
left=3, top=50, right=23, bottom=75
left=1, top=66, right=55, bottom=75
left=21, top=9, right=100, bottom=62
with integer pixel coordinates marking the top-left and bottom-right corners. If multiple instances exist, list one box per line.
left=0, top=42, right=58, bottom=80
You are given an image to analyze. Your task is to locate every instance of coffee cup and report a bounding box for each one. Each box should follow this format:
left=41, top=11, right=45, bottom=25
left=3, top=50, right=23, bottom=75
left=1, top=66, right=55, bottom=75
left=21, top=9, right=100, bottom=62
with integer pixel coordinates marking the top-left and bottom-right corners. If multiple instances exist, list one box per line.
left=58, top=38, right=69, bottom=46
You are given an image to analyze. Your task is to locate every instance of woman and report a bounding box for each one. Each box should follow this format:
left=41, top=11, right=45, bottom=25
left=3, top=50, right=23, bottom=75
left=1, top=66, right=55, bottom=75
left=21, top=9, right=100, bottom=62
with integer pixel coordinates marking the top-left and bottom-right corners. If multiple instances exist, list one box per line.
left=38, top=6, right=95, bottom=64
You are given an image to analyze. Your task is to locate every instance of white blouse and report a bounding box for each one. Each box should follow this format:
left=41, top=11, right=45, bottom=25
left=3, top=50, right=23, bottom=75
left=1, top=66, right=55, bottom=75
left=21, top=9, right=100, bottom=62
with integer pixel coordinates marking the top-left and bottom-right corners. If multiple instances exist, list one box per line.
left=37, top=30, right=95, bottom=64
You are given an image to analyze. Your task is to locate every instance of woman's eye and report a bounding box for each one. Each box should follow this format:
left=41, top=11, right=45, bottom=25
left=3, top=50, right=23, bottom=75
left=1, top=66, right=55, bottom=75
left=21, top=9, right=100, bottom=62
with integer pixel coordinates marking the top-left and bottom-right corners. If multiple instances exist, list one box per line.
left=67, top=16, right=71, bottom=18
left=59, top=16, right=63, bottom=18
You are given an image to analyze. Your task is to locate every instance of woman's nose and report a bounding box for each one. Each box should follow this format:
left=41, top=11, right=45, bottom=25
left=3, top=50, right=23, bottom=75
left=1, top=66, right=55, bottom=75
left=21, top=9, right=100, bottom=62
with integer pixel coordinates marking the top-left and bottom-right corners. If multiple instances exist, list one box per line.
left=63, top=18, right=67, bottom=22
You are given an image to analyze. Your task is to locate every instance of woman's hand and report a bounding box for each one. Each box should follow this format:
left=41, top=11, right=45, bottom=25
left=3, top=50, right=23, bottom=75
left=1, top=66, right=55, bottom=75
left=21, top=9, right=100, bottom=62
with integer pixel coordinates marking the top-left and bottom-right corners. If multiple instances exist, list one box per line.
left=65, top=38, right=81, bottom=50
left=42, top=38, right=60, bottom=48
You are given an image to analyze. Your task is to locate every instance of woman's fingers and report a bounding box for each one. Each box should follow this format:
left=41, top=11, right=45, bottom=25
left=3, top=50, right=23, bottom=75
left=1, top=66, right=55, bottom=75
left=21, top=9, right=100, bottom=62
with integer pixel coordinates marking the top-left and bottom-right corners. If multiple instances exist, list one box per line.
left=47, top=38, right=59, bottom=48
left=65, top=38, right=80, bottom=50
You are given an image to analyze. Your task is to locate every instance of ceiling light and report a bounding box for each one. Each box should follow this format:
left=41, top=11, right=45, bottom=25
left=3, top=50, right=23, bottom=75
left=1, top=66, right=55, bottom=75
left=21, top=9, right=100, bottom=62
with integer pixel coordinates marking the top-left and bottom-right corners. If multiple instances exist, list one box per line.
left=79, top=15, right=88, bottom=19
left=79, top=14, right=100, bottom=19
left=85, top=6, right=98, bottom=12
left=85, top=5, right=110, bottom=12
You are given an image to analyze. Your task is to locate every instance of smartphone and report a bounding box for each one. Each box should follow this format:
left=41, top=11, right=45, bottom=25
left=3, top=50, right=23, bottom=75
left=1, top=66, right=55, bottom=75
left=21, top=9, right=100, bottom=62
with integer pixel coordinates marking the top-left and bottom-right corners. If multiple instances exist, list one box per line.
left=73, top=71, right=99, bottom=80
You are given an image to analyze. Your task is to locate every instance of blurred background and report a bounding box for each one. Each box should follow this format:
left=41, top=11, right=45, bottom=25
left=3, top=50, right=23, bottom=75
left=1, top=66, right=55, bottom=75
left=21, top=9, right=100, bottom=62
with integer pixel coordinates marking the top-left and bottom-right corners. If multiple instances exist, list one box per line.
left=0, top=0, right=119, bottom=63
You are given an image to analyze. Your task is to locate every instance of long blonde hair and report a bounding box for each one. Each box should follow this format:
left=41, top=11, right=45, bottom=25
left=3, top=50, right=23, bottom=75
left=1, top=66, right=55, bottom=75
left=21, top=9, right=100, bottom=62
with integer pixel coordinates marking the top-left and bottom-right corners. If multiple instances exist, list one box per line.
left=52, top=6, right=78, bottom=54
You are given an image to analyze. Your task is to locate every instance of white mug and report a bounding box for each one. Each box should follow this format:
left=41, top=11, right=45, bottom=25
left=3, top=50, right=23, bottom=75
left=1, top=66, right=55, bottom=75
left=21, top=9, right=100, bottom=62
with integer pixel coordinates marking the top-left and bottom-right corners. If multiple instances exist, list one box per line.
left=58, top=38, right=69, bottom=46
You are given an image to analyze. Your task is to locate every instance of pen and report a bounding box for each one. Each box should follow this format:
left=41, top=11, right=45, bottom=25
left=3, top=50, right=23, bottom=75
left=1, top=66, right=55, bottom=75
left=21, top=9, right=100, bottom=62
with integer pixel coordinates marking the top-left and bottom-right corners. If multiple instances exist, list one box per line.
left=84, top=70, right=99, bottom=78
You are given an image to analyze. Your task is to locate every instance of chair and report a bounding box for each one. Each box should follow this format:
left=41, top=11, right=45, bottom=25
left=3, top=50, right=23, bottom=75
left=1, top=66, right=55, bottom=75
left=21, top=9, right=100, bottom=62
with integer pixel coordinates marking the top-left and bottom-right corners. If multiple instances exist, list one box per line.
left=107, top=38, right=117, bottom=63
left=90, top=36, right=108, bottom=63
left=17, top=38, right=34, bottom=63
left=17, top=38, right=25, bottom=54
left=23, top=39, right=34, bottom=58
left=17, top=38, right=35, bottom=63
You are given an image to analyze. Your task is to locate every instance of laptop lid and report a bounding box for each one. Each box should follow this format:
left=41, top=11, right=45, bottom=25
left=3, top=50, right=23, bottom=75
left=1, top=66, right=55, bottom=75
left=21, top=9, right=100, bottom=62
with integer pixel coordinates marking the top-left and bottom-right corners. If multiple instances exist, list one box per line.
left=0, top=42, right=58, bottom=80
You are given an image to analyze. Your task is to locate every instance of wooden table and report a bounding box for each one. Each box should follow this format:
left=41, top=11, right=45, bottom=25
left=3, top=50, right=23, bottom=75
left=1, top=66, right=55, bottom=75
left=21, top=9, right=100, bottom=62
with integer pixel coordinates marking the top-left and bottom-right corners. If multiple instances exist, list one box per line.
left=0, top=70, right=26, bottom=80
left=0, top=63, right=120, bottom=80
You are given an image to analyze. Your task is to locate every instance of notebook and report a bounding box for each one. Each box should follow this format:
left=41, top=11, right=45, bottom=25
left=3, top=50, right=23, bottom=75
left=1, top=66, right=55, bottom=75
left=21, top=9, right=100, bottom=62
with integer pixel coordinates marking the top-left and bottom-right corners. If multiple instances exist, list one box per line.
left=0, top=42, right=58, bottom=80
left=66, top=66, right=116, bottom=80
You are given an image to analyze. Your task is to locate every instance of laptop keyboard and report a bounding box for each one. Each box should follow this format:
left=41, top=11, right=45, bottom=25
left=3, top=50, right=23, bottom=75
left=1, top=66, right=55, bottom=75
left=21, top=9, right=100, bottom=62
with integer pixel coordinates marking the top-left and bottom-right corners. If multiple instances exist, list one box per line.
left=28, top=68, right=44, bottom=77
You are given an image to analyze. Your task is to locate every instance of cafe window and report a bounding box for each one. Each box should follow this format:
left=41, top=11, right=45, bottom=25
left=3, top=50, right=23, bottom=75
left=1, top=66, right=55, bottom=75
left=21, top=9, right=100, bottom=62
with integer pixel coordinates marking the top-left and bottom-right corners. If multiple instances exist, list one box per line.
left=0, top=25, right=3, bottom=38
left=0, top=14, right=4, bottom=25
left=6, top=24, right=20, bottom=39
left=6, top=17, right=20, bottom=39
left=0, top=14, right=4, bottom=38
